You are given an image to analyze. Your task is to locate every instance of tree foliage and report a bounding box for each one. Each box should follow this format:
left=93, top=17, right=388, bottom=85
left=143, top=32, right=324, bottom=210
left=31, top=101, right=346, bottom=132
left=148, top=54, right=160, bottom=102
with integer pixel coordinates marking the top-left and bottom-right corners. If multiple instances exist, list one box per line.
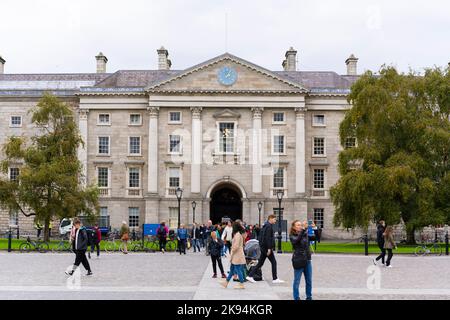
left=0, top=93, right=99, bottom=241
left=331, top=66, right=450, bottom=243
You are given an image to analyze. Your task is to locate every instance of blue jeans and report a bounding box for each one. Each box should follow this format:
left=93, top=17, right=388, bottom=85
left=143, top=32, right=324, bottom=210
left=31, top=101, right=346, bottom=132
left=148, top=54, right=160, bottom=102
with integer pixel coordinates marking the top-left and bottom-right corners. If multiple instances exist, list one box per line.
left=192, top=239, right=201, bottom=252
left=293, top=261, right=312, bottom=300
left=226, top=264, right=245, bottom=283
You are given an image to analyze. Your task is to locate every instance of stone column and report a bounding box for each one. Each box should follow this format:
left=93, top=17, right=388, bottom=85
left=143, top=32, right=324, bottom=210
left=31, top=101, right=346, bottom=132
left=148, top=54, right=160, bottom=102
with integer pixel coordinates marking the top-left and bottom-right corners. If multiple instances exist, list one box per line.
left=191, top=107, right=203, bottom=194
left=147, top=107, right=159, bottom=194
left=295, top=105, right=307, bottom=194
left=78, top=109, right=89, bottom=187
left=251, top=107, right=264, bottom=194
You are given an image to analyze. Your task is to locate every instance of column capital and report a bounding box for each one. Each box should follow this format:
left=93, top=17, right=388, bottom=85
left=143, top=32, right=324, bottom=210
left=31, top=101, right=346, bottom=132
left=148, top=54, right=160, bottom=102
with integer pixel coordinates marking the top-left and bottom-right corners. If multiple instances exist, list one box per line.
left=295, top=105, right=307, bottom=118
left=251, top=107, right=264, bottom=119
left=78, top=109, right=89, bottom=120
left=190, top=107, right=203, bottom=119
left=147, top=107, right=160, bottom=118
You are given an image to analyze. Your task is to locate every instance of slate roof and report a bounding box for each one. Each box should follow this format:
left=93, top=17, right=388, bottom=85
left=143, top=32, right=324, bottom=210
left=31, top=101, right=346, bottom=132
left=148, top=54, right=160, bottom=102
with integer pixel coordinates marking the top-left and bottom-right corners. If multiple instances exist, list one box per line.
left=0, top=73, right=110, bottom=82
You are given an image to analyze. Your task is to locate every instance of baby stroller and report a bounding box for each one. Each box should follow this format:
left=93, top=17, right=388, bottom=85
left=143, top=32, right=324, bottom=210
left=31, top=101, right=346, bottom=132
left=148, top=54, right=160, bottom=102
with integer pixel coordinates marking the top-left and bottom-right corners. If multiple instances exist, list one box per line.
left=244, top=239, right=263, bottom=281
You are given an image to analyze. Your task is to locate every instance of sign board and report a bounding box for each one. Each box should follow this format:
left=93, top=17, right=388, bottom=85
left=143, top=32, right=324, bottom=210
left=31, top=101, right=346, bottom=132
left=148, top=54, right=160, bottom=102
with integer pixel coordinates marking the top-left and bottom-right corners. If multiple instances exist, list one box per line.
left=143, top=224, right=160, bottom=236
left=221, top=216, right=231, bottom=223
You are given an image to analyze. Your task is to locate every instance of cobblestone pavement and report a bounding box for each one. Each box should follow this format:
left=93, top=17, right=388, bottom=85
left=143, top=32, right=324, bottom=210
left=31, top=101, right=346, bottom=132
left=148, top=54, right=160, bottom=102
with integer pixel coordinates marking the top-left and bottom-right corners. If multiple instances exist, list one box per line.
left=0, top=251, right=449, bottom=300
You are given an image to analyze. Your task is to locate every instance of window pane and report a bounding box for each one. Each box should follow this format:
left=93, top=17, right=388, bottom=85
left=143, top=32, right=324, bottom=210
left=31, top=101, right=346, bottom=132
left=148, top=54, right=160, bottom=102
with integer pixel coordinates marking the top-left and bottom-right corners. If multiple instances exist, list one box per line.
left=130, top=114, right=141, bottom=125
left=97, top=167, right=109, bottom=187
left=345, top=137, right=356, bottom=149
left=273, top=112, right=284, bottom=122
left=9, top=168, right=19, bottom=182
left=314, top=208, right=324, bottom=229
left=170, top=112, right=181, bottom=122
left=314, top=115, right=325, bottom=125
left=273, top=168, right=284, bottom=188
left=11, top=116, right=22, bottom=126
left=169, top=135, right=181, bottom=153
left=128, top=207, right=139, bottom=227
left=129, top=137, right=141, bottom=154
left=219, top=123, right=235, bottom=153
left=100, top=207, right=108, bottom=216
left=169, top=167, right=180, bottom=187
left=313, top=137, right=325, bottom=155
left=273, top=135, right=284, bottom=153
left=169, top=207, right=178, bottom=229
left=129, top=168, right=140, bottom=188
left=99, top=114, right=110, bottom=124
left=313, top=169, right=324, bottom=189
left=98, top=137, right=109, bottom=154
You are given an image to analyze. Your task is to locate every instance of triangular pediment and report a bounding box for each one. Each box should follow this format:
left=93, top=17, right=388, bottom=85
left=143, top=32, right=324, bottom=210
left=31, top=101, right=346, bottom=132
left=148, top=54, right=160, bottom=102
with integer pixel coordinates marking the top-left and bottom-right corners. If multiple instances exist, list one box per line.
left=146, top=53, right=308, bottom=94
left=213, top=108, right=241, bottom=119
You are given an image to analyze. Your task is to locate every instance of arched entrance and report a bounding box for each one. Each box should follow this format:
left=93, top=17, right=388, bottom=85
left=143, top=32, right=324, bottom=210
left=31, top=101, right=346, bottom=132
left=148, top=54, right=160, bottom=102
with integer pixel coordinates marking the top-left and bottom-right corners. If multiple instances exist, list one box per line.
left=209, top=183, right=243, bottom=224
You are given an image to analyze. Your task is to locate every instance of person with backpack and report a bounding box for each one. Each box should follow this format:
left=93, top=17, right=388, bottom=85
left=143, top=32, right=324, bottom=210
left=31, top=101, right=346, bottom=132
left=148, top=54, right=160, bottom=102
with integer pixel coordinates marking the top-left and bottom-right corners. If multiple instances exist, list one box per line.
left=246, top=214, right=284, bottom=284
left=157, top=221, right=169, bottom=253
left=209, top=231, right=226, bottom=278
left=65, top=218, right=92, bottom=276
left=177, top=224, right=188, bottom=255
left=373, top=220, right=386, bottom=265
left=190, top=223, right=201, bottom=253
left=290, top=220, right=312, bottom=300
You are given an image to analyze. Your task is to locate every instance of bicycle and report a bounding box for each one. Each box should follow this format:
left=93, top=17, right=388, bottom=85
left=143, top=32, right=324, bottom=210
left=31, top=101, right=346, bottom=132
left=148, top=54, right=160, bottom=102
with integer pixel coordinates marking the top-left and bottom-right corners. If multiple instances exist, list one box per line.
left=52, top=235, right=72, bottom=253
left=104, top=231, right=120, bottom=253
left=415, top=241, right=442, bottom=256
left=19, top=236, right=49, bottom=253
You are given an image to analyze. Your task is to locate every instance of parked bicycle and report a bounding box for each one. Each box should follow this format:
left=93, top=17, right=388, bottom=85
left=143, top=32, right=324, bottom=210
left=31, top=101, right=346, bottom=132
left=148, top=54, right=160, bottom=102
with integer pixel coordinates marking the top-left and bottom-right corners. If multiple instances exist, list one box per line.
left=52, top=234, right=72, bottom=253
left=415, top=240, right=442, bottom=256
left=19, top=236, right=49, bottom=253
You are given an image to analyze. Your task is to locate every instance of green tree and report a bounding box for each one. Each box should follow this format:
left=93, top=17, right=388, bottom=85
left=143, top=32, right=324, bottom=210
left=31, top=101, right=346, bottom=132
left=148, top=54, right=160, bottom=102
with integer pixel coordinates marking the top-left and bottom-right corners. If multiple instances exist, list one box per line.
left=331, top=66, right=450, bottom=244
left=0, top=93, right=99, bottom=241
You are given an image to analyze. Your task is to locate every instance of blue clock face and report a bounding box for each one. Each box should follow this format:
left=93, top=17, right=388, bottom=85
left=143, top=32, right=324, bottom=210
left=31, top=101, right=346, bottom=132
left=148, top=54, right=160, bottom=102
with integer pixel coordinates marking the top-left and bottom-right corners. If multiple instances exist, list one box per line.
left=218, top=66, right=238, bottom=86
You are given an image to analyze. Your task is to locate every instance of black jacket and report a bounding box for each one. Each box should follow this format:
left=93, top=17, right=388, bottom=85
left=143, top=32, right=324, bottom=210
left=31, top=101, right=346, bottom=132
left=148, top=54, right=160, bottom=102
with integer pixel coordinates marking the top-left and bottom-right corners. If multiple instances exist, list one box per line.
left=376, top=224, right=386, bottom=245
left=259, top=222, right=275, bottom=250
left=190, top=227, right=202, bottom=239
left=208, top=238, right=224, bottom=257
left=290, top=229, right=311, bottom=261
left=73, top=228, right=88, bottom=251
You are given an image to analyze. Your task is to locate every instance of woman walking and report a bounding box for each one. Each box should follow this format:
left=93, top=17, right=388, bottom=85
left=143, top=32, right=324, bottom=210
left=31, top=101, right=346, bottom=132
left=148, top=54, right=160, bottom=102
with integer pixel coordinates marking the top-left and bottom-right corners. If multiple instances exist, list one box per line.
left=290, top=220, right=312, bottom=300
left=221, top=221, right=233, bottom=255
left=384, top=226, right=397, bottom=268
left=209, top=232, right=227, bottom=278
left=220, top=221, right=246, bottom=289
left=120, top=221, right=130, bottom=254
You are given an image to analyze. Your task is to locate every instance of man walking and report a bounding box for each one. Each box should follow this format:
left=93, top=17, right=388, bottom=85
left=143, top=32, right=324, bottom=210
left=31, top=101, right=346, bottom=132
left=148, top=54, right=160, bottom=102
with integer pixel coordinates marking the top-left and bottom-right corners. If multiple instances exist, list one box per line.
left=373, top=220, right=386, bottom=265
left=65, top=218, right=92, bottom=276
left=89, top=223, right=101, bottom=259
left=204, top=220, right=214, bottom=256
left=190, top=223, right=201, bottom=252
left=177, top=224, right=188, bottom=255
left=246, top=215, right=284, bottom=284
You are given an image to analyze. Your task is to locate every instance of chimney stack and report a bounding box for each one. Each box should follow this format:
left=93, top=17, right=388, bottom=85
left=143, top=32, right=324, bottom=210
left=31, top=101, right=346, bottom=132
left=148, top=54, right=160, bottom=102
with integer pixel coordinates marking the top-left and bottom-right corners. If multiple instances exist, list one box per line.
left=345, top=54, right=358, bottom=76
left=95, top=52, right=108, bottom=73
left=0, top=55, right=5, bottom=74
left=282, top=47, right=297, bottom=71
left=157, top=46, right=172, bottom=70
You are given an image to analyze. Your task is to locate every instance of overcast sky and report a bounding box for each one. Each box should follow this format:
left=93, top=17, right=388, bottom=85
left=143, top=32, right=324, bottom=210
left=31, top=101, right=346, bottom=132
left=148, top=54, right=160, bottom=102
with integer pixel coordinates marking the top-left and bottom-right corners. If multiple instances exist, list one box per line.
left=1, top=0, right=449, bottom=74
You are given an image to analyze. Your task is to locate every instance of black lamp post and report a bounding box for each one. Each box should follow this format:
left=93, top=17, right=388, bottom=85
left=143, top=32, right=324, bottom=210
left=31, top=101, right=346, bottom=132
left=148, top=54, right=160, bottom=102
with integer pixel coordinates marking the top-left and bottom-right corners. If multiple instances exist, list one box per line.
left=175, top=187, right=183, bottom=229
left=192, top=201, right=197, bottom=224
left=257, top=201, right=263, bottom=226
left=276, top=190, right=284, bottom=254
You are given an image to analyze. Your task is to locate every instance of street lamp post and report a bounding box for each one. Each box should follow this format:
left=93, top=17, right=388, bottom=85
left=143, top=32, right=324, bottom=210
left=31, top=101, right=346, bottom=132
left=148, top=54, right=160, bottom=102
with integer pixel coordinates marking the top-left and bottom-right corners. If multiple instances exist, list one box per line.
left=192, top=201, right=197, bottom=224
left=276, top=190, right=284, bottom=254
left=257, top=201, right=263, bottom=226
left=175, top=188, right=183, bottom=230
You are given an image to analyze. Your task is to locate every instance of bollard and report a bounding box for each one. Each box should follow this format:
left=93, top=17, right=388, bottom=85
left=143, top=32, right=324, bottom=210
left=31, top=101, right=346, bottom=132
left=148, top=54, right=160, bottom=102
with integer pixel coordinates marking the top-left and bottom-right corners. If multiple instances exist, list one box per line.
left=364, top=234, right=369, bottom=256
left=141, top=224, right=145, bottom=248
left=445, top=232, right=449, bottom=255
left=7, top=228, right=12, bottom=253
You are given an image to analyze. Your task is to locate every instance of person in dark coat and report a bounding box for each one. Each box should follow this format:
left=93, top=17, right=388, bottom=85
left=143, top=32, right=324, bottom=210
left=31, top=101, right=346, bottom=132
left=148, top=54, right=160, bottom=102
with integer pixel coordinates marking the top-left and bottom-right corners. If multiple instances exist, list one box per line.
left=290, top=220, right=312, bottom=300
left=373, top=220, right=386, bottom=265
left=190, top=223, right=202, bottom=252
left=246, top=215, right=284, bottom=284
left=209, top=231, right=226, bottom=278
left=65, top=218, right=92, bottom=276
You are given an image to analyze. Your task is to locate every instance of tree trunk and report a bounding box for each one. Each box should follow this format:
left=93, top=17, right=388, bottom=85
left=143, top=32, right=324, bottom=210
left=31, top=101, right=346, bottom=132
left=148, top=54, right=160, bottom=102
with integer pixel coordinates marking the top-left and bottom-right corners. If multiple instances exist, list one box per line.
left=406, top=226, right=416, bottom=245
left=43, top=217, right=50, bottom=242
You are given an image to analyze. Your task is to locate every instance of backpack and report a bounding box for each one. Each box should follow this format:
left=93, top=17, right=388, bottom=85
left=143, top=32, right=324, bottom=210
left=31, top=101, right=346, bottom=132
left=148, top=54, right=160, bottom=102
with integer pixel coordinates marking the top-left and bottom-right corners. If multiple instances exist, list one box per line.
left=86, top=228, right=95, bottom=244
left=157, top=226, right=167, bottom=238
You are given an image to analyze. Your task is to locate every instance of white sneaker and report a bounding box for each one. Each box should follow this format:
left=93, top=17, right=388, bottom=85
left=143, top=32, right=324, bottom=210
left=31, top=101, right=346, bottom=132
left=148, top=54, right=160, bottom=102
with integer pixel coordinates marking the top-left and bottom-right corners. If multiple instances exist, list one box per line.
left=387, top=265, right=393, bottom=268
left=373, top=259, right=377, bottom=265
left=246, top=276, right=256, bottom=283
left=272, top=279, right=285, bottom=284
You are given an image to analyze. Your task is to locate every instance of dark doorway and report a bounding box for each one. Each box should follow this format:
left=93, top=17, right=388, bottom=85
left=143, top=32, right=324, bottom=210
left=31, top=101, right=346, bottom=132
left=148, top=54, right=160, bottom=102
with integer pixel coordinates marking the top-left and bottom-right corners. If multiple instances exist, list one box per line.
left=210, top=186, right=242, bottom=224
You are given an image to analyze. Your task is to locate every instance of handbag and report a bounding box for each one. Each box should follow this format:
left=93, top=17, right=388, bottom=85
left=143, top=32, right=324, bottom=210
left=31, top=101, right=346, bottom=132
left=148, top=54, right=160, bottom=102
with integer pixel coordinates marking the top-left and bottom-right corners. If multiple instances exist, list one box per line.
left=121, top=233, right=129, bottom=241
left=292, top=252, right=307, bottom=269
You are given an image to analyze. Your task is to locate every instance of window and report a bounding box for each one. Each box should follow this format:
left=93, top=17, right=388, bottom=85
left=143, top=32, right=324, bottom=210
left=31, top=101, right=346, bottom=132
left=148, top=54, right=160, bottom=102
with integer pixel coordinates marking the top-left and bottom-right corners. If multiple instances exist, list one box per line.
left=345, top=137, right=356, bottom=149
left=9, top=210, right=18, bottom=226
left=273, top=168, right=285, bottom=189
left=128, top=207, right=139, bottom=228
left=9, top=168, right=19, bottom=182
left=169, top=135, right=181, bottom=154
left=313, top=169, right=325, bottom=189
left=129, top=114, right=142, bottom=126
left=273, top=112, right=285, bottom=124
left=313, top=137, right=325, bottom=156
left=273, top=135, right=285, bottom=154
left=129, top=137, right=141, bottom=155
left=168, top=167, right=180, bottom=188
left=219, top=122, right=235, bottom=153
left=97, top=167, right=109, bottom=188
left=273, top=208, right=284, bottom=218
left=314, top=208, right=324, bottom=229
left=98, top=137, right=110, bottom=155
left=10, top=116, right=22, bottom=127
left=98, top=114, right=110, bottom=125
left=128, top=168, right=140, bottom=188
left=169, top=207, right=178, bottom=229
left=169, top=111, right=182, bottom=124
left=313, top=115, right=325, bottom=126
left=100, top=207, right=108, bottom=216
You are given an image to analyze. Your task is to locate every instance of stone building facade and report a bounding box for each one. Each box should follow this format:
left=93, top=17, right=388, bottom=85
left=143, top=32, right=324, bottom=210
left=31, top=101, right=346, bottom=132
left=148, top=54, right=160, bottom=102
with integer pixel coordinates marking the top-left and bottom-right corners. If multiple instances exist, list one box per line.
left=0, top=47, right=363, bottom=239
